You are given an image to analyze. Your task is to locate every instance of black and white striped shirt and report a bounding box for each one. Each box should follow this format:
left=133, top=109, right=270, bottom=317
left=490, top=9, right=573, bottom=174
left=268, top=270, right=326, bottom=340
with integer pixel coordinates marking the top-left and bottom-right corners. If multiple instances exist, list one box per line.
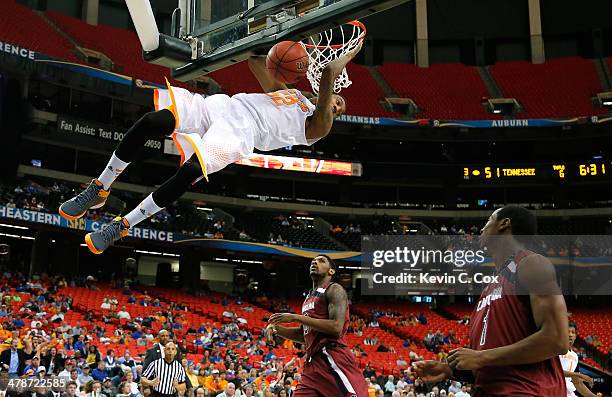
left=142, top=357, right=186, bottom=395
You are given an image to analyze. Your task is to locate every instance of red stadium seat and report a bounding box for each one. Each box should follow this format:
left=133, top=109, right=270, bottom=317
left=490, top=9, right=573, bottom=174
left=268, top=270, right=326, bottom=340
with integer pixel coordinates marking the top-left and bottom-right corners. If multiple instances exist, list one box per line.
left=378, top=63, right=498, bottom=120
left=490, top=57, right=607, bottom=118
left=0, top=0, right=80, bottom=62
left=45, top=10, right=198, bottom=91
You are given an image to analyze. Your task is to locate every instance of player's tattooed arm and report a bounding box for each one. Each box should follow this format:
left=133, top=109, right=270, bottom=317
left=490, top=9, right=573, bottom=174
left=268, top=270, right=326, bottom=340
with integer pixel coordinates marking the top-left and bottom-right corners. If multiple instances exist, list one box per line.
left=306, top=41, right=362, bottom=141
left=324, top=283, right=349, bottom=337
left=268, top=284, right=348, bottom=338
left=248, top=56, right=288, bottom=93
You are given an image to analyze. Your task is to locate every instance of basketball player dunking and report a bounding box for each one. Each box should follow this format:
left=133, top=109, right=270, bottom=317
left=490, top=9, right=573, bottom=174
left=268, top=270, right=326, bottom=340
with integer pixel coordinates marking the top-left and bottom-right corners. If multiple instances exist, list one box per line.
left=560, top=324, right=597, bottom=397
left=414, top=206, right=569, bottom=397
left=58, top=42, right=361, bottom=254
left=268, top=255, right=368, bottom=397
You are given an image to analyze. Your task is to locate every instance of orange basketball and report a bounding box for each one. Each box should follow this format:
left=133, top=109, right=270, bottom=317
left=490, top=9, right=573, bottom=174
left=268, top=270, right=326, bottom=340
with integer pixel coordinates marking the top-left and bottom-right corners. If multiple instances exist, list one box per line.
left=266, top=41, right=309, bottom=84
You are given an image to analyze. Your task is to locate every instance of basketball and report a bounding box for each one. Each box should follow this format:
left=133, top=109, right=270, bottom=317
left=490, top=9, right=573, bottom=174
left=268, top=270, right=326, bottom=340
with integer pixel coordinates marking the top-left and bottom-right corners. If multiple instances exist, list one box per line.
left=266, top=41, right=309, bottom=84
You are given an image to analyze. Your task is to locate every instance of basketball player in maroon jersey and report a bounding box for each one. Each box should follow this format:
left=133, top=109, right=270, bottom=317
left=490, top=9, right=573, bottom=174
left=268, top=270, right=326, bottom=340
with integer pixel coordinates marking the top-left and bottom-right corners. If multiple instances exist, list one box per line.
left=414, top=206, right=568, bottom=396
left=267, top=254, right=369, bottom=397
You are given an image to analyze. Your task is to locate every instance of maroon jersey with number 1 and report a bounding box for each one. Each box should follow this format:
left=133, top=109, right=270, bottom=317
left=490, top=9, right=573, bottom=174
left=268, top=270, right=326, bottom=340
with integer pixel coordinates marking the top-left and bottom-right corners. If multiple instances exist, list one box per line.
left=469, top=250, right=566, bottom=397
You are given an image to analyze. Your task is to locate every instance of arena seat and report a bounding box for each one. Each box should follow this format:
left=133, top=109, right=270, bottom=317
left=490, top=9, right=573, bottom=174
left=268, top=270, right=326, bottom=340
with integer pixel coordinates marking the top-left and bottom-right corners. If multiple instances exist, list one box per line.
left=44, top=11, right=196, bottom=90
left=490, top=57, right=607, bottom=118
left=0, top=0, right=80, bottom=62
left=327, top=216, right=399, bottom=251
left=353, top=302, right=469, bottom=355
left=208, top=62, right=265, bottom=95
left=442, top=303, right=474, bottom=321
left=378, top=63, right=497, bottom=120
left=232, top=212, right=342, bottom=250
left=570, top=308, right=612, bottom=355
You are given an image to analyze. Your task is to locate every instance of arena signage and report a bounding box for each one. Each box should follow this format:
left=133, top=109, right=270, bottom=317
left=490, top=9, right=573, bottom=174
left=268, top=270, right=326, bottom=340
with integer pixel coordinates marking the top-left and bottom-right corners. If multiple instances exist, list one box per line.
left=335, top=115, right=596, bottom=128
left=235, top=153, right=361, bottom=176
left=57, top=116, right=163, bottom=151
left=0, top=206, right=174, bottom=242
left=0, top=41, right=36, bottom=60
left=337, top=115, right=382, bottom=125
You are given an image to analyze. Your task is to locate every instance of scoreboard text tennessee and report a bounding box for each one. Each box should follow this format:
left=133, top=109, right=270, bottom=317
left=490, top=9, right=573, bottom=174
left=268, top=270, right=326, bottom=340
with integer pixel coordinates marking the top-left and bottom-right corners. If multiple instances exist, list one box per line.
left=462, top=161, right=609, bottom=181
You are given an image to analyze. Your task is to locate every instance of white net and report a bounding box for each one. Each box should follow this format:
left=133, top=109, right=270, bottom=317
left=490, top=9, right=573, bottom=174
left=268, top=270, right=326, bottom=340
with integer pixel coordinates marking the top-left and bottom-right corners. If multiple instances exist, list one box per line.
left=300, top=21, right=365, bottom=95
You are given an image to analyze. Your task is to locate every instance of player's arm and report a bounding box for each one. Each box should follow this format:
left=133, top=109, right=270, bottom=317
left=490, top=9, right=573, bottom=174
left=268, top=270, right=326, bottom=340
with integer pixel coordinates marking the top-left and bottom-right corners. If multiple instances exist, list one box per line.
left=563, top=370, right=578, bottom=379
left=564, top=367, right=598, bottom=397
left=248, top=56, right=288, bottom=92
left=267, top=324, right=305, bottom=343
left=564, top=370, right=596, bottom=389
left=448, top=254, right=568, bottom=370
left=305, top=42, right=362, bottom=141
left=269, top=284, right=348, bottom=338
left=574, top=378, right=598, bottom=397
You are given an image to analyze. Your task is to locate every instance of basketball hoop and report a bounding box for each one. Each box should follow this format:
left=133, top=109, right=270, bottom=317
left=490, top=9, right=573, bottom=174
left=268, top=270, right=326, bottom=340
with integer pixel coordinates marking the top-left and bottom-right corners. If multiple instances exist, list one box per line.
left=301, top=20, right=366, bottom=94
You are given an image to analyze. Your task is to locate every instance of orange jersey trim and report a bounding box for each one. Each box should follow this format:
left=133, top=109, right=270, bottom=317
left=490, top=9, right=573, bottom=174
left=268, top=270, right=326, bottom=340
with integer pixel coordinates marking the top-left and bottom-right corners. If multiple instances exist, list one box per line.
left=153, top=89, right=160, bottom=111
left=171, top=132, right=186, bottom=165
left=183, top=134, right=209, bottom=182
left=164, top=77, right=179, bottom=129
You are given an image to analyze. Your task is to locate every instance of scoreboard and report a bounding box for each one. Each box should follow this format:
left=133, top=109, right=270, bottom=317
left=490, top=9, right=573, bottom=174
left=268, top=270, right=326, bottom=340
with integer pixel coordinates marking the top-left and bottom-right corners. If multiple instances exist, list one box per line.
left=462, top=161, right=610, bottom=181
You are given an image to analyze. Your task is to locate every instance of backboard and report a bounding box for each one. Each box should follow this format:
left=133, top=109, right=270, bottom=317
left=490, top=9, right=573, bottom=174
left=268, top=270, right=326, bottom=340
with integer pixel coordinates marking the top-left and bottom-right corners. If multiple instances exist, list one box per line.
left=142, top=0, right=411, bottom=82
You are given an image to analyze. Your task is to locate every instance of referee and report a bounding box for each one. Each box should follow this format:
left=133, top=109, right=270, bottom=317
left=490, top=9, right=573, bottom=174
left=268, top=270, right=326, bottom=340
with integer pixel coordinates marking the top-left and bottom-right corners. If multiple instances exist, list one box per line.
left=140, top=342, right=187, bottom=397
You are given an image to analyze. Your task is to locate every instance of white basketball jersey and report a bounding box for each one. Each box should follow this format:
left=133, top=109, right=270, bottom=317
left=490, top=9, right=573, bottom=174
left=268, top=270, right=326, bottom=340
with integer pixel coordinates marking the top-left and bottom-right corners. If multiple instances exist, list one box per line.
left=559, top=349, right=579, bottom=397
left=232, top=89, right=316, bottom=151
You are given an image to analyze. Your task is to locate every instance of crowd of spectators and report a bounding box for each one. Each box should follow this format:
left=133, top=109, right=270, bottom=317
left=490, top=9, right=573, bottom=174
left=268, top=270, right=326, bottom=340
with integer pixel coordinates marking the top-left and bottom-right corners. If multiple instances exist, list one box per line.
left=0, top=269, right=478, bottom=397
left=0, top=180, right=232, bottom=241
left=262, top=216, right=313, bottom=248
left=331, top=224, right=363, bottom=234
left=0, top=271, right=312, bottom=397
left=3, top=178, right=611, bottom=255
left=423, top=330, right=458, bottom=353
left=360, top=366, right=472, bottom=397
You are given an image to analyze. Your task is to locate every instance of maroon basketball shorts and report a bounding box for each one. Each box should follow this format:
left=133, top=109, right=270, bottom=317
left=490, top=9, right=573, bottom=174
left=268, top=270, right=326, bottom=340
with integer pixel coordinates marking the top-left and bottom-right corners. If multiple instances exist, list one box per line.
left=294, top=345, right=369, bottom=397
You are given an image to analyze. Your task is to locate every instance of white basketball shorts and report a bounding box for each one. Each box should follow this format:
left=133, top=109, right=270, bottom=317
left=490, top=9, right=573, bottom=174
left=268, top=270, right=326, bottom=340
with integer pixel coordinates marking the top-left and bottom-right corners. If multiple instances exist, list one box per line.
left=154, top=80, right=256, bottom=180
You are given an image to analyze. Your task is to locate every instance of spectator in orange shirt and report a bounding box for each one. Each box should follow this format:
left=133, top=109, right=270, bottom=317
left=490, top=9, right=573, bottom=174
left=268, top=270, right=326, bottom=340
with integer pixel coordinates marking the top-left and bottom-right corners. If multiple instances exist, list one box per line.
left=366, top=377, right=379, bottom=397
left=204, top=369, right=227, bottom=394
left=253, top=373, right=268, bottom=390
